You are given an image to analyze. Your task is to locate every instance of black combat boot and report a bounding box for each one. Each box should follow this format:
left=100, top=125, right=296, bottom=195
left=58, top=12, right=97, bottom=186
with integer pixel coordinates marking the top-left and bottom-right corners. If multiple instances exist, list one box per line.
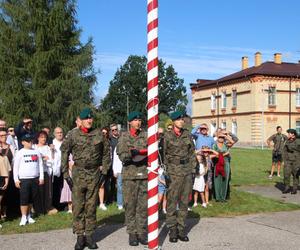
left=178, top=229, right=189, bottom=242
left=86, top=235, right=98, bottom=249
left=129, top=233, right=139, bottom=246
left=282, top=186, right=290, bottom=194
left=291, top=188, right=297, bottom=195
left=137, top=233, right=148, bottom=245
left=74, top=235, right=86, bottom=250
left=169, top=228, right=178, bottom=243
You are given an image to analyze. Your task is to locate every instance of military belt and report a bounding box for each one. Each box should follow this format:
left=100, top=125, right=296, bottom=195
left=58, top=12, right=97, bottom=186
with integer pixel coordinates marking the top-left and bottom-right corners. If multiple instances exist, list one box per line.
left=169, top=158, right=189, bottom=165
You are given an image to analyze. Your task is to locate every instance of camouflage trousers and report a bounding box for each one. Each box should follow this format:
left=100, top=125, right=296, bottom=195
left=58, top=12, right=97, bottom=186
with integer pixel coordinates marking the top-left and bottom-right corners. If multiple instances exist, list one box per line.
left=72, top=168, right=100, bottom=236
left=166, top=174, right=192, bottom=233
left=284, top=161, right=300, bottom=189
left=123, top=179, right=147, bottom=235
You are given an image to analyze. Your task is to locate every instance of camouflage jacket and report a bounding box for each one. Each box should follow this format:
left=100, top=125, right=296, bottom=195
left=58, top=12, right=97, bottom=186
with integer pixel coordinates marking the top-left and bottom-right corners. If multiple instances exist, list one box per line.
left=282, top=138, right=300, bottom=163
left=163, top=128, right=197, bottom=176
left=117, top=130, right=147, bottom=180
left=61, top=128, right=111, bottom=179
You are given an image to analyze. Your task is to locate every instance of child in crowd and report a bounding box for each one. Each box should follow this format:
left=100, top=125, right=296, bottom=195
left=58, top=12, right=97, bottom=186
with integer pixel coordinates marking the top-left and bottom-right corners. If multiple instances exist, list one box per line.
left=0, top=154, right=10, bottom=228
left=13, top=134, right=44, bottom=226
left=193, top=147, right=218, bottom=208
left=60, top=155, right=73, bottom=213
left=158, top=167, right=167, bottom=214
left=193, top=152, right=207, bottom=207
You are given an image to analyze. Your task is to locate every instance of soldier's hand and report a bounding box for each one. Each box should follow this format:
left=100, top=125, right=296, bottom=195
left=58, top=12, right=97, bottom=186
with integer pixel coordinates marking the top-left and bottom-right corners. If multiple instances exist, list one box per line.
left=65, top=177, right=73, bottom=191
left=130, top=148, right=140, bottom=157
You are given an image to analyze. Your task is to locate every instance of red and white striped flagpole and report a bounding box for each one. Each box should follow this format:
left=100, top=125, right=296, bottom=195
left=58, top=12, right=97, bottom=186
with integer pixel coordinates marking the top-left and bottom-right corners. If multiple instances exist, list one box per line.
left=147, top=0, right=159, bottom=249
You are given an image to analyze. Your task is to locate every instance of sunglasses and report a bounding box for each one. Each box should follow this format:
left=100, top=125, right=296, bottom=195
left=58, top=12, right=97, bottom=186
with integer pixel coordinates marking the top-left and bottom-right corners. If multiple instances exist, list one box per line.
left=111, top=129, right=118, bottom=132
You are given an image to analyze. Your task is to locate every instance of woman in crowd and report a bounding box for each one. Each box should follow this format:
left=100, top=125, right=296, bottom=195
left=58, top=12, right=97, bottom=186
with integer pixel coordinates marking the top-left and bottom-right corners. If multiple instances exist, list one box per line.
left=0, top=128, right=16, bottom=218
left=98, top=127, right=110, bottom=211
left=212, top=133, right=234, bottom=202
left=0, top=153, right=10, bottom=228
left=33, top=131, right=57, bottom=214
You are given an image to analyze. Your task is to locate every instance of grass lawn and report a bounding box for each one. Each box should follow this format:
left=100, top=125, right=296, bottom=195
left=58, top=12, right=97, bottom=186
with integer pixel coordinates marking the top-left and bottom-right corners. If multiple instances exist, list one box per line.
left=1, top=148, right=299, bottom=235
left=230, top=148, right=283, bottom=186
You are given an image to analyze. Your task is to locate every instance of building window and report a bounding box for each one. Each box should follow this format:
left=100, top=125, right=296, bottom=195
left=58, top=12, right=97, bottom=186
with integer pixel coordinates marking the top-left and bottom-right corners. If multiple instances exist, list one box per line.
left=221, top=121, right=226, bottom=130
left=296, top=121, right=300, bottom=135
left=296, top=88, right=300, bottom=107
left=210, top=122, right=216, bottom=137
left=232, top=121, right=237, bottom=136
left=221, top=91, right=227, bottom=109
left=211, top=94, right=216, bottom=110
left=268, top=87, right=276, bottom=106
left=232, top=90, right=237, bottom=108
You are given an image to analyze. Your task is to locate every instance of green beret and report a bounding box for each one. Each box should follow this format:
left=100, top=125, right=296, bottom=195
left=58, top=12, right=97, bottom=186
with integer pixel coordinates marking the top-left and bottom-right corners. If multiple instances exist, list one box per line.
left=21, top=133, right=33, bottom=142
left=79, top=107, right=93, bottom=120
left=287, top=128, right=297, bottom=136
left=170, top=111, right=185, bottom=121
left=128, top=111, right=143, bottom=122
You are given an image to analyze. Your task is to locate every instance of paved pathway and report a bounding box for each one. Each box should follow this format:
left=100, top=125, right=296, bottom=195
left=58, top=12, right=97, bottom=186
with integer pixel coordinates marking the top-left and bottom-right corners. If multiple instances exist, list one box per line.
left=1, top=210, right=300, bottom=250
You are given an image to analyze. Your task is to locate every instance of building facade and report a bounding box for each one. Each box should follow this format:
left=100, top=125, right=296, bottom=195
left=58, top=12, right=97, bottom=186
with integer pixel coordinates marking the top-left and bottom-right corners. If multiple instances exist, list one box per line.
left=191, top=52, right=300, bottom=147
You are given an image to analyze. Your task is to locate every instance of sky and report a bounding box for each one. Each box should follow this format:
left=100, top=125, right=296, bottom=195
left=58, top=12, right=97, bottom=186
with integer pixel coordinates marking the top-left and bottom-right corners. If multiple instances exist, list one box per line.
left=76, top=0, right=300, bottom=112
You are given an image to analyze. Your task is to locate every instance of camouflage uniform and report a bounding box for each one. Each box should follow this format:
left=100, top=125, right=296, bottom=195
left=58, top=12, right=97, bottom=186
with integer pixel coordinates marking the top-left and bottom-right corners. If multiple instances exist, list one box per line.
left=163, top=128, right=197, bottom=236
left=116, top=130, right=147, bottom=236
left=282, top=138, right=300, bottom=191
left=61, top=128, right=110, bottom=236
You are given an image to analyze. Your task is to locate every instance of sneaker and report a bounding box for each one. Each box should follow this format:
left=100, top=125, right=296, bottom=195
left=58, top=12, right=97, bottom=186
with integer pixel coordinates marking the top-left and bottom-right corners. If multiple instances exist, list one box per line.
left=27, top=216, right=35, bottom=224
left=268, top=175, right=273, bottom=179
left=67, top=210, right=72, bottom=214
left=202, top=203, right=207, bottom=208
left=99, top=203, right=107, bottom=211
left=187, top=207, right=192, bottom=211
left=117, top=205, right=123, bottom=210
left=19, top=216, right=27, bottom=226
left=193, top=203, right=198, bottom=207
left=277, top=174, right=281, bottom=177
left=162, top=208, right=167, bottom=214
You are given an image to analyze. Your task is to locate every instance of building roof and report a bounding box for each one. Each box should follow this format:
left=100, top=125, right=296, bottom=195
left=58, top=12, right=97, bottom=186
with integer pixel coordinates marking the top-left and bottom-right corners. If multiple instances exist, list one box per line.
left=191, top=61, right=300, bottom=90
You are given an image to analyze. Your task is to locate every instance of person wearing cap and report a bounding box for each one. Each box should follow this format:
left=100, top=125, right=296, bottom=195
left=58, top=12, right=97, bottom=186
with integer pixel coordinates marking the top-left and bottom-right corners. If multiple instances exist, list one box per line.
left=13, top=133, right=44, bottom=226
left=282, top=129, right=300, bottom=194
left=116, top=111, right=148, bottom=246
left=14, top=116, right=35, bottom=150
left=61, top=108, right=111, bottom=250
left=191, top=123, right=215, bottom=150
left=163, top=111, right=197, bottom=243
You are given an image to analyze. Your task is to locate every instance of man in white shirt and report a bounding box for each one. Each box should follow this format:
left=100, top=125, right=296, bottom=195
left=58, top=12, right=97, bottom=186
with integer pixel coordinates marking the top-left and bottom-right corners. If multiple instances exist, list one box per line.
left=52, top=127, right=64, bottom=210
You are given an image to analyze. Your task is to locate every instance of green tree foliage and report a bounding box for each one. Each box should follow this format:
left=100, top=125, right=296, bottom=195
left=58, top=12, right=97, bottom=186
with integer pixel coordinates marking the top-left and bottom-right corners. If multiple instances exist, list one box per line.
left=0, top=0, right=97, bottom=130
left=100, top=55, right=187, bottom=126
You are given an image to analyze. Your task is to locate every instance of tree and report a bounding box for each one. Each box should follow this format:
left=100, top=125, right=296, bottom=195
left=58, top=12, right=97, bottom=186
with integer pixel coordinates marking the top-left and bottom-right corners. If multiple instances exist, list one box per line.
left=0, top=0, right=97, bottom=131
left=100, top=55, right=187, bottom=126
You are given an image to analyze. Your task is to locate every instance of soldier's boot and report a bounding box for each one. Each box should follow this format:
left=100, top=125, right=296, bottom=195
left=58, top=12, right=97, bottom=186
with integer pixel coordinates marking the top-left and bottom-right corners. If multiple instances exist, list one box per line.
left=137, top=233, right=148, bottom=245
left=74, top=235, right=86, bottom=250
left=129, top=233, right=139, bottom=246
left=169, top=227, right=178, bottom=243
left=282, top=185, right=290, bottom=194
left=291, top=188, right=297, bottom=195
left=86, top=235, right=98, bottom=249
left=178, top=229, right=189, bottom=242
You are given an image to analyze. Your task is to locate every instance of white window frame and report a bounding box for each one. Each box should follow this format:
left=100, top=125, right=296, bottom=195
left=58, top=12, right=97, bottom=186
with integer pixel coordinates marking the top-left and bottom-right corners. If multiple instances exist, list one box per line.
left=232, top=90, right=237, bottom=108
left=268, top=87, right=276, bottom=106
left=232, top=121, right=237, bottom=136
left=221, top=121, right=226, bottom=130
left=296, top=121, right=300, bottom=135
left=296, top=88, right=300, bottom=107
left=211, top=94, right=216, bottom=110
left=210, top=122, right=216, bottom=137
left=221, top=91, right=227, bottom=109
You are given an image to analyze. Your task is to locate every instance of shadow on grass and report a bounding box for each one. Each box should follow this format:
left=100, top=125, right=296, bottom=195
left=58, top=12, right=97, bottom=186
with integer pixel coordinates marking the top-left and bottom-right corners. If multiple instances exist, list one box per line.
left=275, top=182, right=285, bottom=192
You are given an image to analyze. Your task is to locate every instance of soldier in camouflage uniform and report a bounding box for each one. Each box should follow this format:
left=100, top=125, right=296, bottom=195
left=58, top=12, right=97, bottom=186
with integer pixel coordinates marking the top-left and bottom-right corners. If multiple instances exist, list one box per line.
left=282, top=129, right=300, bottom=194
left=117, top=111, right=148, bottom=246
left=163, top=111, right=197, bottom=243
left=61, top=108, right=111, bottom=250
